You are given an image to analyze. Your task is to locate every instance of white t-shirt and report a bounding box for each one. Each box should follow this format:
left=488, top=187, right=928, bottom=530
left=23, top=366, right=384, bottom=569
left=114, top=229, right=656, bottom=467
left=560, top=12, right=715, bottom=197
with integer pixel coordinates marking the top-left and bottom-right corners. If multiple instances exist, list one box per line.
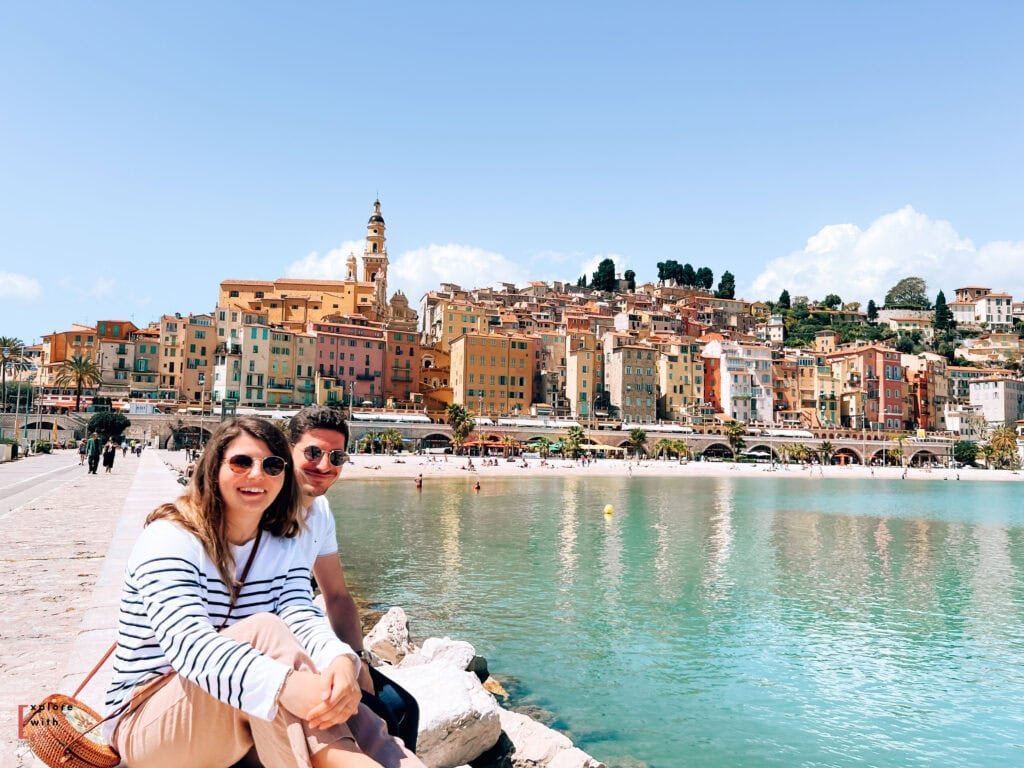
left=306, top=495, right=339, bottom=559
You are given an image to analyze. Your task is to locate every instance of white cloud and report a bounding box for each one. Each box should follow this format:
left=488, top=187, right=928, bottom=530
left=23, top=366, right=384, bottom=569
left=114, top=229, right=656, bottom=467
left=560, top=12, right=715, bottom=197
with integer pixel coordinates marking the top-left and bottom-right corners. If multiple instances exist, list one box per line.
left=744, top=206, right=1024, bottom=305
left=389, top=244, right=533, bottom=301
left=286, top=240, right=367, bottom=280
left=0, top=272, right=42, bottom=300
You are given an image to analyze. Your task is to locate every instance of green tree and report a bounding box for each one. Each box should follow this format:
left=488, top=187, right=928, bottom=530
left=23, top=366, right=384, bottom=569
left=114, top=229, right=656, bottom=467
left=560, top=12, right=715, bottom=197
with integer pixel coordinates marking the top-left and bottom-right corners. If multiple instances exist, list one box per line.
left=715, top=270, right=736, bottom=300
left=55, top=354, right=102, bottom=412
left=696, top=266, right=714, bottom=290
left=577, top=275, right=586, bottom=287
left=777, top=290, right=791, bottom=310
left=563, top=425, right=586, bottom=458
left=591, top=258, right=617, bottom=292
left=87, top=412, right=132, bottom=440
left=821, top=294, right=842, bottom=310
left=626, top=428, right=647, bottom=459
left=884, top=277, right=930, bottom=309
left=652, top=438, right=675, bottom=459
left=724, top=420, right=746, bottom=460
left=989, top=427, right=1019, bottom=469
left=446, top=403, right=475, bottom=455
left=624, top=269, right=636, bottom=291
left=867, top=299, right=878, bottom=321
left=379, top=428, right=403, bottom=454
left=934, top=290, right=954, bottom=332
left=789, top=443, right=811, bottom=464
left=657, top=260, right=680, bottom=283
left=680, top=263, right=696, bottom=287
left=953, top=440, right=978, bottom=466
left=672, top=439, right=691, bottom=462
left=0, top=337, right=26, bottom=408
left=817, top=441, right=835, bottom=465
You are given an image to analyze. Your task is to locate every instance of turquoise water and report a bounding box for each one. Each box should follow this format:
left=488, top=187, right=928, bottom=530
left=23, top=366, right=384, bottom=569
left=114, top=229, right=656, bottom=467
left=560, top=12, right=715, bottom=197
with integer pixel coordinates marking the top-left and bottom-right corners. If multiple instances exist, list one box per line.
left=327, top=476, right=1024, bottom=768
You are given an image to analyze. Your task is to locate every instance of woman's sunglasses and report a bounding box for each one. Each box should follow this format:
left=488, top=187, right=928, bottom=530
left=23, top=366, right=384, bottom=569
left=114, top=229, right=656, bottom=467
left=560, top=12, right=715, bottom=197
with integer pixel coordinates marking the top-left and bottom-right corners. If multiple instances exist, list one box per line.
left=225, top=454, right=288, bottom=476
left=302, top=445, right=349, bottom=466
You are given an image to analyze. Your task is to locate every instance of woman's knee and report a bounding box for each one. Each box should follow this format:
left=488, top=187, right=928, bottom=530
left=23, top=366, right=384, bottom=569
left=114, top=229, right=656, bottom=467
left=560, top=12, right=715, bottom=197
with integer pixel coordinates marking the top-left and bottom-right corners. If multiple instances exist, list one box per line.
left=223, top=613, right=309, bottom=664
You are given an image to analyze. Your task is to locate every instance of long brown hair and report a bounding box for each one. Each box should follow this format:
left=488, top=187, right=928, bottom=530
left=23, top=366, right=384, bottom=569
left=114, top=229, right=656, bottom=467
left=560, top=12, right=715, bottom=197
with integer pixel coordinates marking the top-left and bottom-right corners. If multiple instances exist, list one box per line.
left=147, top=417, right=302, bottom=597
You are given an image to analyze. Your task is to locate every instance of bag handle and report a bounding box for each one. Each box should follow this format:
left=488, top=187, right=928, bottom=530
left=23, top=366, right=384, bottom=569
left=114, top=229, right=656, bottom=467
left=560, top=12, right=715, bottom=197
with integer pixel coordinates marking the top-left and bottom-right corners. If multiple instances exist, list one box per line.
left=51, top=528, right=265, bottom=748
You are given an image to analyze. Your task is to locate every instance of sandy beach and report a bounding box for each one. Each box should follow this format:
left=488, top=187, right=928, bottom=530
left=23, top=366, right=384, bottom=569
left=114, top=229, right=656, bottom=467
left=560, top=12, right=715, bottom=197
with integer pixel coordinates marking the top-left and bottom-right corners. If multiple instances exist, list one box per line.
left=337, top=453, right=1024, bottom=483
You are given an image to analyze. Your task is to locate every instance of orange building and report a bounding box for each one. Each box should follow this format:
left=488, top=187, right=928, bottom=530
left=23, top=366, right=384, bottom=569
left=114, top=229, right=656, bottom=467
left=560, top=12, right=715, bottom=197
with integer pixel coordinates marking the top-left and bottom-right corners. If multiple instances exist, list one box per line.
left=450, top=332, right=536, bottom=418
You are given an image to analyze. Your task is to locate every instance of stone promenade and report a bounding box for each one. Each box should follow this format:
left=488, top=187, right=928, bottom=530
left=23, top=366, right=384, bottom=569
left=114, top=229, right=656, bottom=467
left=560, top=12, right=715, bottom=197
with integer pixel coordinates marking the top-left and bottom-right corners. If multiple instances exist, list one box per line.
left=0, top=449, right=182, bottom=768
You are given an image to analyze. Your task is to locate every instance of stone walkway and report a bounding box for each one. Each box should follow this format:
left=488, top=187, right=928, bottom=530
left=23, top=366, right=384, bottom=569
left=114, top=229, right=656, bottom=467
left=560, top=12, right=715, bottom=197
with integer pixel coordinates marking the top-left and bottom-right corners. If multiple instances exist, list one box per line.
left=0, top=450, right=182, bottom=768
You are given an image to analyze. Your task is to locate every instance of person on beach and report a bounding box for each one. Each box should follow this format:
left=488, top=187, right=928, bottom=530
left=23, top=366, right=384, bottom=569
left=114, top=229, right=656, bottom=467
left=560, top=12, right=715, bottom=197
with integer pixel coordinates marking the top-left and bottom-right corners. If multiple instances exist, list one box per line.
left=103, top=438, right=117, bottom=473
left=78, top=438, right=87, bottom=465
left=414, top=474, right=422, bottom=490
left=289, top=405, right=420, bottom=751
left=86, top=431, right=103, bottom=474
left=105, top=416, right=423, bottom=768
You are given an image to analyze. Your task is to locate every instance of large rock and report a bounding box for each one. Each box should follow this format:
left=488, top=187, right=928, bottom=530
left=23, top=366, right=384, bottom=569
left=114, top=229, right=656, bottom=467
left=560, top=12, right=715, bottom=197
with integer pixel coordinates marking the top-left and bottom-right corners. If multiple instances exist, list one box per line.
left=419, top=636, right=477, bottom=669
left=364, top=606, right=414, bottom=664
left=377, top=663, right=502, bottom=768
left=498, top=710, right=605, bottom=768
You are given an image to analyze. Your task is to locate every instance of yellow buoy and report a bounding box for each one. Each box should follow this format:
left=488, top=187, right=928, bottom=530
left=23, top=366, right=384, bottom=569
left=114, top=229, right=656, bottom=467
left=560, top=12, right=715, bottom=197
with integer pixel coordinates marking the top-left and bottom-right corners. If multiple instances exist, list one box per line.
left=604, top=504, right=614, bottom=516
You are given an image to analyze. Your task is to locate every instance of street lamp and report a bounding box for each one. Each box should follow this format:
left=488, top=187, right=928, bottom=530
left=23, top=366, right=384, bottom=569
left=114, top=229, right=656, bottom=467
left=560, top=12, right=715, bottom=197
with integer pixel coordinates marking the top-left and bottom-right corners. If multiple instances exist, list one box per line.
left=1, top=346, right=9, bottom=442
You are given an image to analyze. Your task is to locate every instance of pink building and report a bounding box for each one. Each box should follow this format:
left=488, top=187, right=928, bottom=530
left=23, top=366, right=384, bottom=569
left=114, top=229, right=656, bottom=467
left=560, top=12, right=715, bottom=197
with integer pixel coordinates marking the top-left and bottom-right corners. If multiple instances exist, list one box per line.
left=312, top=316, right=386, bottom=407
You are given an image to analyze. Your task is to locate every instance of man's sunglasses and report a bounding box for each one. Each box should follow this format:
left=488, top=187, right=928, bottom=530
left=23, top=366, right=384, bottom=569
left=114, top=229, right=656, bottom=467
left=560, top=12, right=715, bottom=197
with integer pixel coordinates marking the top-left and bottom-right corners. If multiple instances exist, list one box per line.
left=302, top=445, right=349, bottom=466
left=225, top=454, right=288, bottom=476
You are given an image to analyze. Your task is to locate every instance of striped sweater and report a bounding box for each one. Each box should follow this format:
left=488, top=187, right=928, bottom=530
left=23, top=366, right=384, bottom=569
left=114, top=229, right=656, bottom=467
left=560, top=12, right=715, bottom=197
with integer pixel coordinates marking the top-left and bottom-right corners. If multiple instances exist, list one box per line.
left=104, top=518, right=354, bottom=734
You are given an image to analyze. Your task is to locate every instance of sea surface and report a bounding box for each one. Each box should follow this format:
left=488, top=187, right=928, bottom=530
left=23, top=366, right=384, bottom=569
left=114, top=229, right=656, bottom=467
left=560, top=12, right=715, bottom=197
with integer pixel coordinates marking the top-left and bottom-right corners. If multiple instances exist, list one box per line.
left=326, top=474, right=1024, bottom=768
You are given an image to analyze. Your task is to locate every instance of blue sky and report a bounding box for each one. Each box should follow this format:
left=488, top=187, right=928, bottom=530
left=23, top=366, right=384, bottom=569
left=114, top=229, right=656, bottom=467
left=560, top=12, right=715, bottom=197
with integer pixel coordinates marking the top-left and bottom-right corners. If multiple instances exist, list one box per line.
left=2, top=1, right=1023, bottom=344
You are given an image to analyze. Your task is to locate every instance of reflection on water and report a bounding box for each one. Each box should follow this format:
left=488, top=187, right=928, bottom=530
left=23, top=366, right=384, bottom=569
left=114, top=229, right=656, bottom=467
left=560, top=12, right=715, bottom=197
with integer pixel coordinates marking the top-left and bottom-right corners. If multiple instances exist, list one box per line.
left=330, top=476, right=1024, bottom=768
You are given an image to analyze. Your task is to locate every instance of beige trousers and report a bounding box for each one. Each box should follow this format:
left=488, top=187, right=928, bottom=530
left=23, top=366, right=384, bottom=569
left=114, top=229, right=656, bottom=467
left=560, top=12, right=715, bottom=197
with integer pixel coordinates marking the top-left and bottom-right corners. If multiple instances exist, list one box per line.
left=113, top=613, right=423, bottom=768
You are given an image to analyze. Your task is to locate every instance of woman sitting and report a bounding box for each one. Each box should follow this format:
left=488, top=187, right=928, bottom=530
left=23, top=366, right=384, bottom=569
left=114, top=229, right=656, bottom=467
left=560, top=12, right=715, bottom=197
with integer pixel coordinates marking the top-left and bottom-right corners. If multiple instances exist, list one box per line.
left=105, top=416, right=423, bottom=768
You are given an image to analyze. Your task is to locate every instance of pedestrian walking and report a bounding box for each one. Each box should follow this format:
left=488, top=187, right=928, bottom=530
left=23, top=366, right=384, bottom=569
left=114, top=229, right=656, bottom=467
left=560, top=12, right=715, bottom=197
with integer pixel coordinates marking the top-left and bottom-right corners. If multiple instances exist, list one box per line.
left=103, top=438, right=117, bottom=473
left=86, top=431, right=103, bottom=474
left=78, top=438, right=87, bottom=465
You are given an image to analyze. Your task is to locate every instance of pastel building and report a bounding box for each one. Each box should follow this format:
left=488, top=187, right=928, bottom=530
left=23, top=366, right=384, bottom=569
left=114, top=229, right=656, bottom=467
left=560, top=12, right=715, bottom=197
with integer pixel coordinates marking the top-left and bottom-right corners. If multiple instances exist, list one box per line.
left=969, top=377, right=1024, bottom=427
left=603, top=333, right=658, bottom=425
left=700, top=339, right=774, bottom=424
left=313, top=316, right=386, bottom=407
left=565, top=331, right=605, bottom=422
left=450, top=332, right=535, bottom=417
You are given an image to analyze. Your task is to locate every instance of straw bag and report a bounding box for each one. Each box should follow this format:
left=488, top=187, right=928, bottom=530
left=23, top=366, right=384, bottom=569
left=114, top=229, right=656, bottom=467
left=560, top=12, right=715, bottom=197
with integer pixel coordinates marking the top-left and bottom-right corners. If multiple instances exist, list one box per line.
left=21, top=687, right=120, bottom=768
left=23, top=528, right=264, bottom=768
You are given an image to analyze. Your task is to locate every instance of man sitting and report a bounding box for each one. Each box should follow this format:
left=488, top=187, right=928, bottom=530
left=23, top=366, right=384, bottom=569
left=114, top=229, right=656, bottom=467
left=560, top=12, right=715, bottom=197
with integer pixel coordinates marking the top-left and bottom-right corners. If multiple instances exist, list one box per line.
left=289, top=405, right=420, bottom=751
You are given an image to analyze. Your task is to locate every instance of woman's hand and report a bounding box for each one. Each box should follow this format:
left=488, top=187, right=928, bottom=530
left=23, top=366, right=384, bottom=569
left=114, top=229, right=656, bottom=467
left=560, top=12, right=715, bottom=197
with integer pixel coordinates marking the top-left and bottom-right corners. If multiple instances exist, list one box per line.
left=278, top=669, right=328, bottom=719
left=306, top=654, right=361, bottom=730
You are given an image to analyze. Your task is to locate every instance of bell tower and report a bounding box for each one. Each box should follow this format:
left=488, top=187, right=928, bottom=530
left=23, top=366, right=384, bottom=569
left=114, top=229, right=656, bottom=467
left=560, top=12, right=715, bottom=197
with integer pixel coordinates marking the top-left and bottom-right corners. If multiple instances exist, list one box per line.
left=362, top=198, right=389, bottom=301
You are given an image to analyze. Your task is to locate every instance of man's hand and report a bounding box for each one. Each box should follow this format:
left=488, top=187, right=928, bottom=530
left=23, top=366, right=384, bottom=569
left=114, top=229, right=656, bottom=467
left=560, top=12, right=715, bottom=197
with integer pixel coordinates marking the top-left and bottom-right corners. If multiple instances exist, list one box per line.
left=306, top=654, right=361, bottom=730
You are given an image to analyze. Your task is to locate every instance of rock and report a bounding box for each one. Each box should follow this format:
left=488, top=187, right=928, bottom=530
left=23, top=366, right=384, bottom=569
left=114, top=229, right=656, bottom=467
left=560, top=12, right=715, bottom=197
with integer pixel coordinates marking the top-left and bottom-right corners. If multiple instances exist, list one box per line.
left=498, top=710, right=606, bottom=768
left=377, top=663, right=502, bottom=768
left=468, top=654, right=490, bottom=682
left=420, top=636, right=477, bottom=670
left=483, top=677, right=509, bottom=698
left=547, top=748, right=606, bottom=768
left=364, top=606, right=414, bottom=664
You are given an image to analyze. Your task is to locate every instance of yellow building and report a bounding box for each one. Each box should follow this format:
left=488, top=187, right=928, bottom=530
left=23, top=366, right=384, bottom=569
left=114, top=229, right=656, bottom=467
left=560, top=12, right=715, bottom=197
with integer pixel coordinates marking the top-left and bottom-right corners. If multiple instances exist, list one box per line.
left=218, top=201, right=392, bottom=327
left=565, top=331, right=604, bottom=422
left=423, top=297, right=489, bottom=352
left=652, top=336, right=703, bottom=419
left=450, top=332, right=535, bottom=418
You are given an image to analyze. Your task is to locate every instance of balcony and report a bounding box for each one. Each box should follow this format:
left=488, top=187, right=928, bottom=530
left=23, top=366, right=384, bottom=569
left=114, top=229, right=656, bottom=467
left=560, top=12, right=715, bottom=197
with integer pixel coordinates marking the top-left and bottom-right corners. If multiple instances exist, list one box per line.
left=267, top=379, right=293, bottom=390
left=356, top=372, right=377, bottom=381
left=390, top=371, right=414, bottom=382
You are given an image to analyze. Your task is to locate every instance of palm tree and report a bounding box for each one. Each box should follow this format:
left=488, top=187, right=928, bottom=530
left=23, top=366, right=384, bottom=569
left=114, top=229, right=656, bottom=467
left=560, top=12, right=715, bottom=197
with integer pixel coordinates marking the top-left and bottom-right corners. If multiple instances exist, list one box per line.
left=359, top=431, right=380, bottom=454
left=0, top=336, right=26, bottom=409
left=54, top=354, right=102, bottom=412
left=446, top=403, right=475, bottom=455
left=379, top=428, right=403, bottom=455
left=500, top=433, right=518, bottom=457
left=626, top=428, right=647, bottom=459
left=672, top=439, right=691, bottom=462
left=789, top=442, right=811, bottom=464
left=892, top=432, right=908, bottom=467
left=532, top=436, right=552, bottom=459
left=817, top=441, right=835, bottom=466
left=651, top=438, right=674, bottom=459
left=724, top=420, right=746, bottom=461
left=989, top=427, right=1019, bottom=469
left=564, top=425, right=586, bottom=458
